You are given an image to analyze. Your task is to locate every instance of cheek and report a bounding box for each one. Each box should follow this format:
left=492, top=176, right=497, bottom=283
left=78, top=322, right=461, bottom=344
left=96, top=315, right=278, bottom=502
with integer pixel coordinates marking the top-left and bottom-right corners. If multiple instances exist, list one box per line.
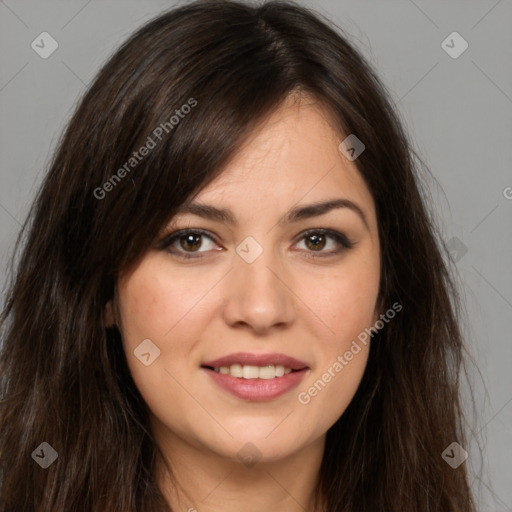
left=115, top=261, right=210, bottom=430
left=115, top=259, right=203, bottom=390
left=293, top=250, right=379, bottom=429
left=117, top=258, right=203, bottom=343
left=296, top=268, right=377, bottom=428
left=303, top=252, right=380, bottom=345
left=297, top=346, right=369, bottom=440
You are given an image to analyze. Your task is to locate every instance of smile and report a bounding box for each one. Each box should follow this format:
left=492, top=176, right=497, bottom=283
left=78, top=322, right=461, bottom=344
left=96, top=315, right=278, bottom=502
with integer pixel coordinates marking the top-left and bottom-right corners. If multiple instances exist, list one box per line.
left=201, top=352, right=309, bottom=401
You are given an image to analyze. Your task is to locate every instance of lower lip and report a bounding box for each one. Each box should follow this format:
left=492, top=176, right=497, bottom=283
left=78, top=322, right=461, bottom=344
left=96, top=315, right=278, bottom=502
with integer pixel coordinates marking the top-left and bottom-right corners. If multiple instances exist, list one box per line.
left=202, top=367, right=308, bottom=401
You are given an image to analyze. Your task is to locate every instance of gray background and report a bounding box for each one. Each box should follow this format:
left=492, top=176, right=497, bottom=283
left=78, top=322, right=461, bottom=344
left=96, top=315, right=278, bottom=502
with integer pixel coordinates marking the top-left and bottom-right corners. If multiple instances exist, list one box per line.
left=0, top=0, right=511, bottom=510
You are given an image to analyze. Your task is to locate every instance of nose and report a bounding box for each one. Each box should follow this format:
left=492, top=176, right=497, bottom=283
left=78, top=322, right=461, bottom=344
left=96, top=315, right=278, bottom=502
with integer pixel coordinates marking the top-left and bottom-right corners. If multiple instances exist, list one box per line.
left=221, top=243, right=296, bottom=334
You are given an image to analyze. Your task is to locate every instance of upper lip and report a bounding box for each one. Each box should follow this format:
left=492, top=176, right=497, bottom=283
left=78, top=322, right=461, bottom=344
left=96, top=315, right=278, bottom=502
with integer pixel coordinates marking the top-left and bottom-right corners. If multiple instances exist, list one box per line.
left=202, top=352, right=309, bottom=370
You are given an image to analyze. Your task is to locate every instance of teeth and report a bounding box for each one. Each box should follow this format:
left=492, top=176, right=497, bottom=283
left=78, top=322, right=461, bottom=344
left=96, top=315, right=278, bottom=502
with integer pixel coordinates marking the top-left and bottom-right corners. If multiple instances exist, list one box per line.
left=213, top=364, right=295, bottom=379
left=259, top=365, right=277, bottom=379
left=230, top=364, right=243, bottom=378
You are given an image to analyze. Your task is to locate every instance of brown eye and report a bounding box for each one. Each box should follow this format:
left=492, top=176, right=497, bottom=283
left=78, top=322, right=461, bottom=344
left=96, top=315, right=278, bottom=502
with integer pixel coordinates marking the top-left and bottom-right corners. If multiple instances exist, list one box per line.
left=157, top=229, right=218, bottom=259
left=179, top=233, right=203, bottom=252
left=295, top=229, right=355, bottom=257
left=305, top=233, right=327, bottom=251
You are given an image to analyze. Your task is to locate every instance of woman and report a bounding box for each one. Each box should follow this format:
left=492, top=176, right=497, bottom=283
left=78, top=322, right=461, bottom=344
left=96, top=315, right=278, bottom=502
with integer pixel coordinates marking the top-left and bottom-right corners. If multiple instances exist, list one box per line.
left=0, top=1, right=477, bottom=510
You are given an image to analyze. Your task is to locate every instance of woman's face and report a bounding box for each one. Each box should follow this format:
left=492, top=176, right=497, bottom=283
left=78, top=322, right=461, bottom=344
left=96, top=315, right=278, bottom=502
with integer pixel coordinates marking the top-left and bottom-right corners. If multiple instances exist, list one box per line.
left=110, top=95, right=381, bottom=465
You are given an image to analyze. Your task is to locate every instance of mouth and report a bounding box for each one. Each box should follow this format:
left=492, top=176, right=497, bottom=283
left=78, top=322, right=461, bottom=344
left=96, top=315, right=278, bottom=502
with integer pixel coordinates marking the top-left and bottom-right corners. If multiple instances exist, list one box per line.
left=200, top=353, right=309, bottom=401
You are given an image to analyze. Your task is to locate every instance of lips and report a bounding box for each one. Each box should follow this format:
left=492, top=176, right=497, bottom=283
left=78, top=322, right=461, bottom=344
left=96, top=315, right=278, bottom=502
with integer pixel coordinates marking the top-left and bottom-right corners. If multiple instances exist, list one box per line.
left=201, top=352, right=308, bottom=371
left=201, top=352, right=309, bottom=401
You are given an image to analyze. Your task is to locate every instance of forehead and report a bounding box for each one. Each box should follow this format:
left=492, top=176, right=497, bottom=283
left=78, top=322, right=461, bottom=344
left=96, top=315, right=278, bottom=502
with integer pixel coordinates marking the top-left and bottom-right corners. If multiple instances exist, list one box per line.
left=182, top=97, right=376, bottom=229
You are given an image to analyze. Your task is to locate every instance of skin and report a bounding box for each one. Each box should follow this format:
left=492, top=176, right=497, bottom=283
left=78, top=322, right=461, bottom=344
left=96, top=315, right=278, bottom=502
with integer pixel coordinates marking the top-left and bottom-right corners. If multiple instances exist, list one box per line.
left=106, top=92, right=382, bottom=512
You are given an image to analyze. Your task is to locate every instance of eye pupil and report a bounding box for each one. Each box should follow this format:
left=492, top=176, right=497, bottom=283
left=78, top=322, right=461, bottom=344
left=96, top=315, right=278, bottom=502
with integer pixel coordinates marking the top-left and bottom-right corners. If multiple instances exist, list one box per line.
left=181, top=234, right=202, bottom=251
left=306, top=234, right=326, bottom=251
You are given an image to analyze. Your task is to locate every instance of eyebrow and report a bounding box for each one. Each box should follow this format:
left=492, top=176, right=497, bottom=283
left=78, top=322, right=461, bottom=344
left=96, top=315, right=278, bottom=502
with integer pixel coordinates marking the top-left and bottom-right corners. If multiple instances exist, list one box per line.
left=174, top=198, right=369, bottom=230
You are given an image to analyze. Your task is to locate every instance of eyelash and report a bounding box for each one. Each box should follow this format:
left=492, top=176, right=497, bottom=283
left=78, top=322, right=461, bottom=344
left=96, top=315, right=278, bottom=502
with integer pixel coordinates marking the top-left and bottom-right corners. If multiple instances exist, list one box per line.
left=157, top=228, right=355, bottom=260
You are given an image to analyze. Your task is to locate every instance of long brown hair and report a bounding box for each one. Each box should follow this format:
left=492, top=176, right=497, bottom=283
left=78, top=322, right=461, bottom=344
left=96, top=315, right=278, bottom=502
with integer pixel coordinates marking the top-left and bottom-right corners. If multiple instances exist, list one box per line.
left=0, top=1, right=477, bottom=510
